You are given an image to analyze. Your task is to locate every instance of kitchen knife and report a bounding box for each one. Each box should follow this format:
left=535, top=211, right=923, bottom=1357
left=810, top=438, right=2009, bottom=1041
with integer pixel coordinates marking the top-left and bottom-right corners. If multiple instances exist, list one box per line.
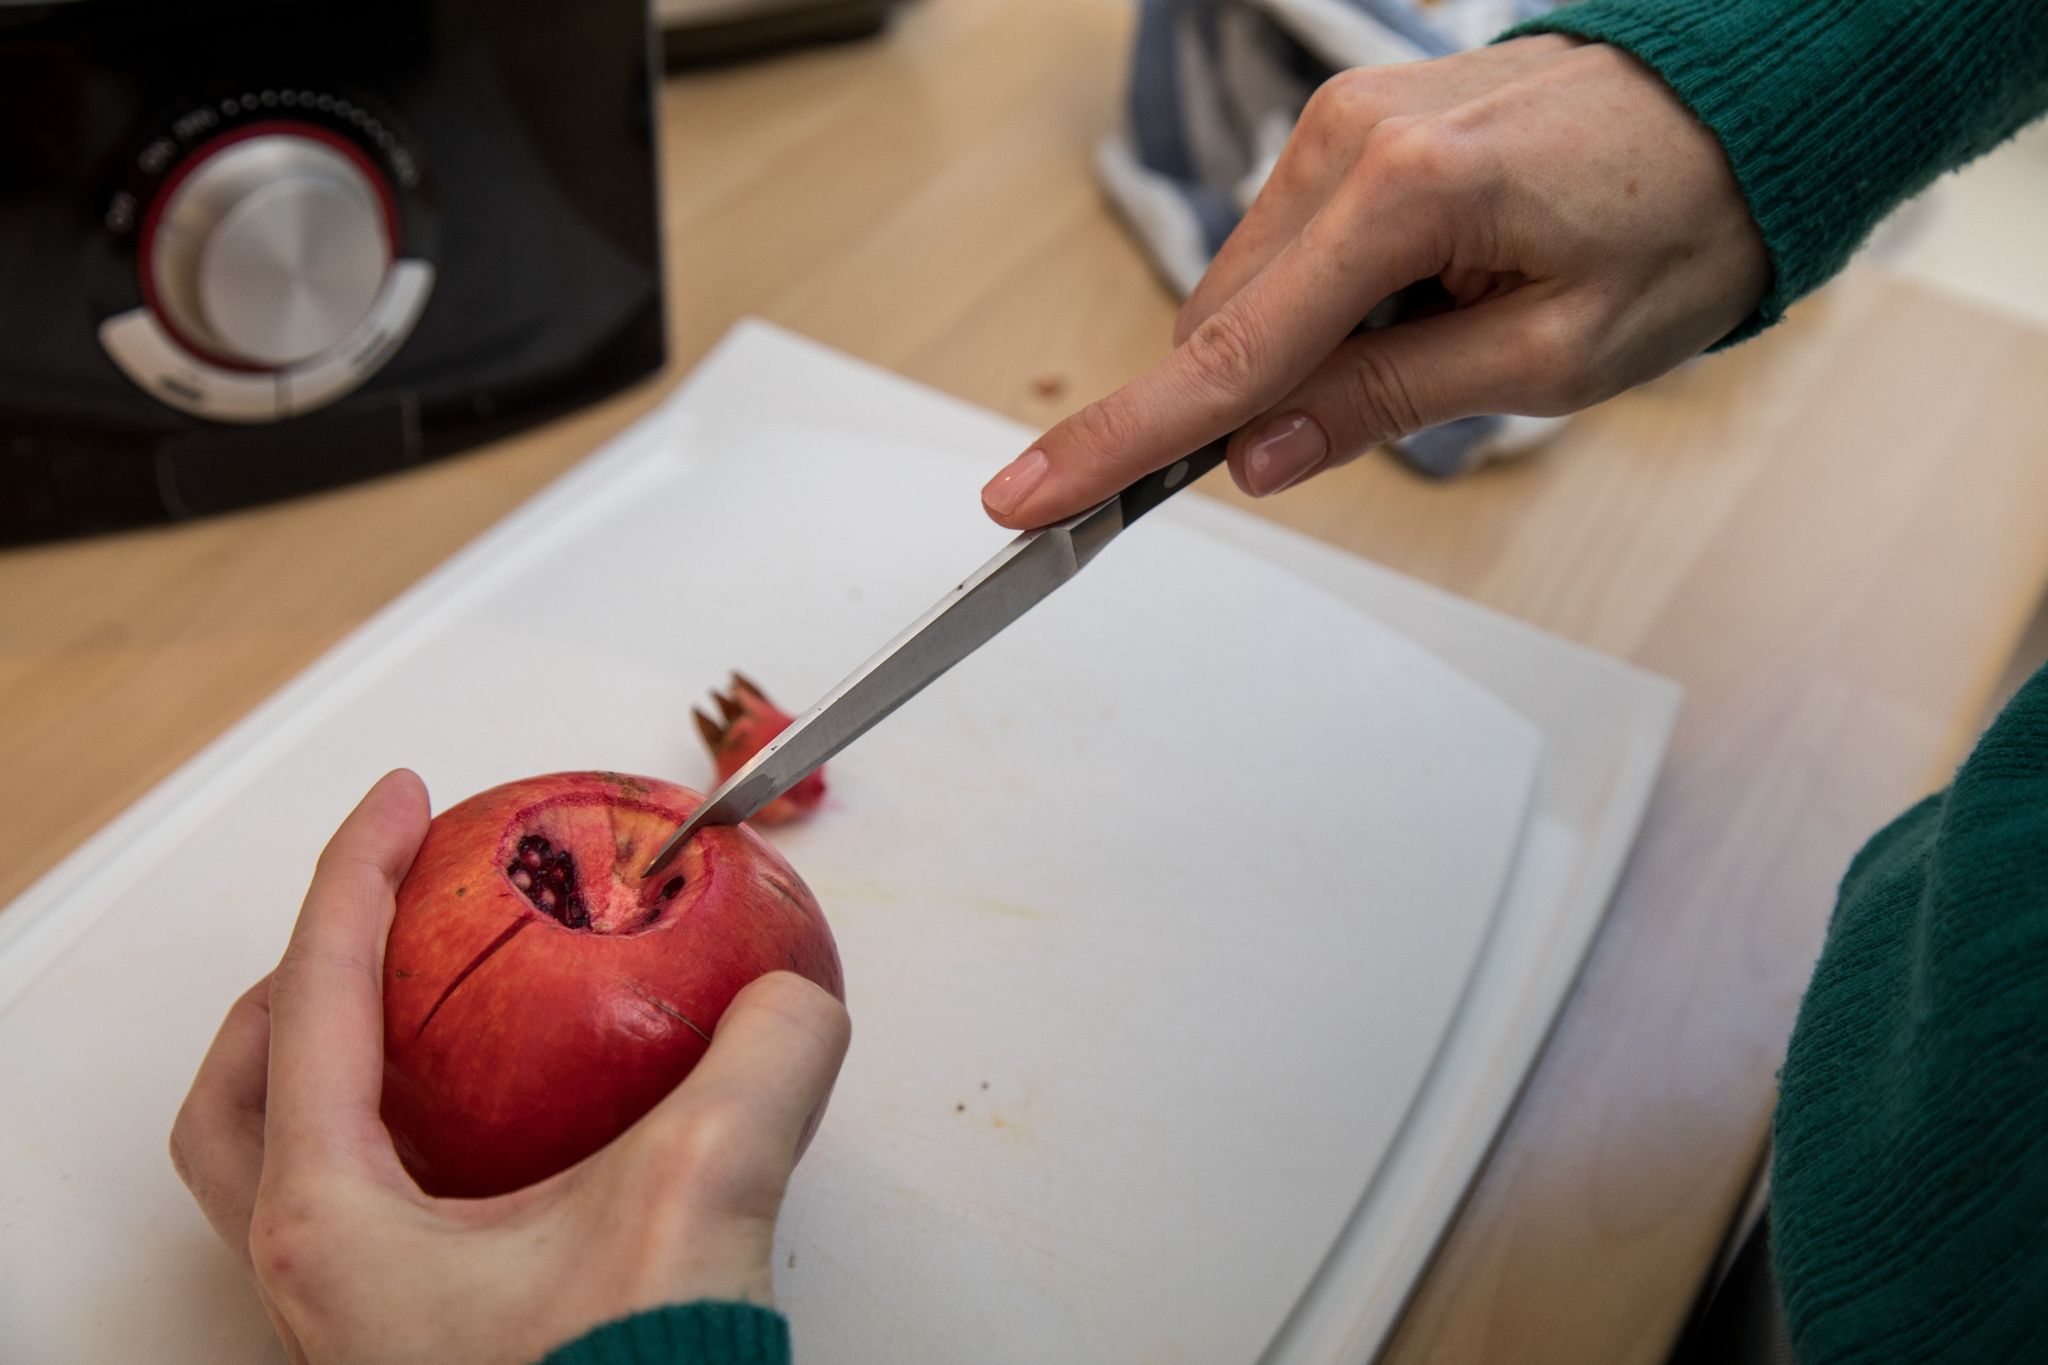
left=640, top=437, right=1228, bottom=878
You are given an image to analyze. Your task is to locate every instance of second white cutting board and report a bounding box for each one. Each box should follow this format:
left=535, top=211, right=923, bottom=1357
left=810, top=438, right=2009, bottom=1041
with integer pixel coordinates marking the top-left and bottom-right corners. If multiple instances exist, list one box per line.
left=0, top=323, right=1543, bottom=1363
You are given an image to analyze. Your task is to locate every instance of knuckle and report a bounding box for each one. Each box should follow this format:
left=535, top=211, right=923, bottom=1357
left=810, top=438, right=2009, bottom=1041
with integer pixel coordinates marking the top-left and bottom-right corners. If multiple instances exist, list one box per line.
left=1296, top=69, right=1383, bottom=162
left=272, top=940, right=372, bottom=999
left=1345, top=346, right=1426, bottom=441
left=310, top=847, right=388, bottom=904
left=1062, top=395, right=1141, bottom=460
left=1307, top=68, right=1380, bottom=127
left=644, top=1094, right=776, bottom=1212
left=247, top=1190, right=324, bottom=1292
left=167, top=1107, right=201, bottom=1186
left=1180, top=310, right=1265, bottom=401
left=1510, top=309, right=1605, bottom=412
left=1358, top=116, right=1469, bottom=193
left=264, top=953, right=314, bottom=1016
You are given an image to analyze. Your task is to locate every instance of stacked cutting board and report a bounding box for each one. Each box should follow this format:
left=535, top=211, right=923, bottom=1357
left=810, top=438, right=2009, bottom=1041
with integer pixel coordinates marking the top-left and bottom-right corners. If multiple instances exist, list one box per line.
left=0, top=324, right=1674, bottom=1363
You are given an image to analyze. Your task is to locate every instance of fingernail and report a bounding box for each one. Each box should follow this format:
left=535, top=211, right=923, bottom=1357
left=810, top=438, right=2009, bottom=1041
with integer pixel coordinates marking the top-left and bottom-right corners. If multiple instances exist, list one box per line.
left=982, top=447, right=1050, bottom=517
left=1242, top=414, right=1328, bottom=496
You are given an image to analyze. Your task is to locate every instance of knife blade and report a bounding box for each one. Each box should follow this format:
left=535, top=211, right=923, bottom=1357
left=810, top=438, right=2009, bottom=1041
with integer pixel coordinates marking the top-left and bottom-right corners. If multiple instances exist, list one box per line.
left=639, top=436, right=1227, bottom=878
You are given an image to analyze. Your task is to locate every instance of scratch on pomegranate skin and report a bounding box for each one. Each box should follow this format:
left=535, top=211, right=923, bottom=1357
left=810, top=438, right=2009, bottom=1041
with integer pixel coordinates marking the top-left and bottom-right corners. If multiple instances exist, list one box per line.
left=763, top=876, right=807, bottom=914
left=621, top=979, right=711, bottom=1043
left=415, top=920, right=530, bottom=1041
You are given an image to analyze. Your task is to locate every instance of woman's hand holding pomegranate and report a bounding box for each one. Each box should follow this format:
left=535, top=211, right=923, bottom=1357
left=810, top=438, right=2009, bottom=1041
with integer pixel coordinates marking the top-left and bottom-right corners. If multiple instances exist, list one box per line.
left=979, top=35, right=1769, bottom=526
left=169, top=770, right=851, bottom=1365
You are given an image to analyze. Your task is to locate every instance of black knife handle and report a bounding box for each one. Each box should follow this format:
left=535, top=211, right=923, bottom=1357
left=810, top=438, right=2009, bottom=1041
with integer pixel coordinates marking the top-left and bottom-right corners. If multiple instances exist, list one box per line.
left=1115, top=437, right=1231, bottom=526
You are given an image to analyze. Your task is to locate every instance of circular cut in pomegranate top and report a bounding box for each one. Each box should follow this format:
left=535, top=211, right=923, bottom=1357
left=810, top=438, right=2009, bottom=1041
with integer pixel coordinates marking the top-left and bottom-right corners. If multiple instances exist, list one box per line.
left=381, top=771, right=843, bottom=1198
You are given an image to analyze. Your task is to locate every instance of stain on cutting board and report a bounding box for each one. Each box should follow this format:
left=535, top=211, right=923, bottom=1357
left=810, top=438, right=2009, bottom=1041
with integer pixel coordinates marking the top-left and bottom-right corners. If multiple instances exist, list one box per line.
left=946, top=1076, right=1040, bottom=1143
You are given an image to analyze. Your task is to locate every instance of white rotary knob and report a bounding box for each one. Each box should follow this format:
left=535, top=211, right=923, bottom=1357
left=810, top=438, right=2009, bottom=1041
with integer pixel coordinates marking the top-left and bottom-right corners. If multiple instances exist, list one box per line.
left=147, top=132, right=394, bottom=370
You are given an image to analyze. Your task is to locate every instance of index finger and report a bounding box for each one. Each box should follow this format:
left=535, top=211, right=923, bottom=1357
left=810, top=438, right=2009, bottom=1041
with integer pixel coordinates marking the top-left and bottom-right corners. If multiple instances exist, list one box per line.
left=263, top=769, right=430, bottom=1177
left=170, top=975, right=274, bottom=1263
left=981, top=176, right=1443, bottom=528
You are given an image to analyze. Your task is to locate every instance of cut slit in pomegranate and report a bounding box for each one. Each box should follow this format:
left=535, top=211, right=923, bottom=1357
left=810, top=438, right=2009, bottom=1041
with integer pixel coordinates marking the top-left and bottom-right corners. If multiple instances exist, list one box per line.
left=382, top=770, right=844, bottom=1197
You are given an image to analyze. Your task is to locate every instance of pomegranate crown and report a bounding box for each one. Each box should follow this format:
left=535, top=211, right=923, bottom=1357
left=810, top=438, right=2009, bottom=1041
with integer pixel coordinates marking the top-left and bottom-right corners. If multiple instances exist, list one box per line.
left=692, top=672, right=786, bottom=753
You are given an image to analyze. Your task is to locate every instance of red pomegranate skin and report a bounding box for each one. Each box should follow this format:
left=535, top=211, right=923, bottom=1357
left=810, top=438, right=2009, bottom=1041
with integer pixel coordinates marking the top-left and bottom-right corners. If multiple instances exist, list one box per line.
left=381, top=771, right=843, bottom=1198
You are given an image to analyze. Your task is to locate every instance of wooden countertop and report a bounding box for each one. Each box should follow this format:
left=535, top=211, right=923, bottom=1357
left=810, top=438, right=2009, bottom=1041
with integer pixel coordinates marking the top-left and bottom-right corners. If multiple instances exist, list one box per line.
left=7, top=0, right=2048, bottom=1359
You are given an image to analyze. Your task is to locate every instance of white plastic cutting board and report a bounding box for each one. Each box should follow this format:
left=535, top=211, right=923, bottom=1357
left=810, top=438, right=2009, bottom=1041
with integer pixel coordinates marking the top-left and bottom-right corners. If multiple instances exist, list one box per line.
left=0, top=322, right=1675, bottom=1364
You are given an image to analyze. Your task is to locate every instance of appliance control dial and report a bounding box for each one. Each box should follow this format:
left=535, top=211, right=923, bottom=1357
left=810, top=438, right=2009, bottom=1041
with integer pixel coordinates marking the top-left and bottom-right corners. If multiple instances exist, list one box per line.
left=98, top=111, right=436, bottom=424
left=145, top=131, right=394, bottom=370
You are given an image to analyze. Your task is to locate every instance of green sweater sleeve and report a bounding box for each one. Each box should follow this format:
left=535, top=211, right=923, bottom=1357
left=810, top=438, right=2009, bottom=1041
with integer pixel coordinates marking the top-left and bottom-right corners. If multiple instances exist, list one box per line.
left=1767, top=662, right=2048, bottom=1364
left=536, top=1302, right=790, bottom=1365
left=1503, top=0, right=2048, bottom=341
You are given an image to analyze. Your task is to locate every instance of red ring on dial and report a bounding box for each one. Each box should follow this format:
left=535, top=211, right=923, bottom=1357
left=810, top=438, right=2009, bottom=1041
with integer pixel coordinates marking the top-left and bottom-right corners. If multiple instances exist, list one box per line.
left=135, top=119, right=402, bottom=373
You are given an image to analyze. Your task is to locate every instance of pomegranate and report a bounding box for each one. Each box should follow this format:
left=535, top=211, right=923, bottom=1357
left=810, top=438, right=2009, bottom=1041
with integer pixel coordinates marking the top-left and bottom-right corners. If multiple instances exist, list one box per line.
left=380, top=771, right=843, bottom=1197
left=694, top=673, right=826, bottom=825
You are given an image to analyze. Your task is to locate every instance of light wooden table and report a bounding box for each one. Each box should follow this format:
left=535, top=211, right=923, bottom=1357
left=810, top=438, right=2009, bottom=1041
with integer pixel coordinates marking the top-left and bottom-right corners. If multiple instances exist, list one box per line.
left=7, top=0, right=2048, bottom=1359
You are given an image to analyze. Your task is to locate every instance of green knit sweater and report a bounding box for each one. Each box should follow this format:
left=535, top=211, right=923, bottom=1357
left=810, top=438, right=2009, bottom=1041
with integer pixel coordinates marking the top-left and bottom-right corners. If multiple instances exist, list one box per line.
left=1770, top=665, right=2048, bottom=1362
left=1499, top=1, right=2048, bottom=1350
left=539, top=5, right=2048, bottom=1361
left=539, top=1302, right=788, bottom=1365
left=1507, top=0, right=2048, bottom=341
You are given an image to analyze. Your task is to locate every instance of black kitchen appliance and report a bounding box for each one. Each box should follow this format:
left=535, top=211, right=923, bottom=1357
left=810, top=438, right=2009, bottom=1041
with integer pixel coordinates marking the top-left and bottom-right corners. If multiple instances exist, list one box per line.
left=1, top=0, right=666, bottom=544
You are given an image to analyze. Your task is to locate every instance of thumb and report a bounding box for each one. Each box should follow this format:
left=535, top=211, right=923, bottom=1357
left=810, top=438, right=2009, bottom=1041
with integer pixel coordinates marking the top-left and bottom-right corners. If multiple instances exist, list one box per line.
left=266, top=768, right=431, bottom=1175
left=623, top=973, right=851, bottom=1218
left=1226, top=294, right=1587, bottom=496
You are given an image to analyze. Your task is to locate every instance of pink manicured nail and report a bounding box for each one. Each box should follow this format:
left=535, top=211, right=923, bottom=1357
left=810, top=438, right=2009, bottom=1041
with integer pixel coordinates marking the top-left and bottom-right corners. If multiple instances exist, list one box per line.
left=1241, top=414, right=1328, bottom=496
left=982, top=447, right=1050, bottom=516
